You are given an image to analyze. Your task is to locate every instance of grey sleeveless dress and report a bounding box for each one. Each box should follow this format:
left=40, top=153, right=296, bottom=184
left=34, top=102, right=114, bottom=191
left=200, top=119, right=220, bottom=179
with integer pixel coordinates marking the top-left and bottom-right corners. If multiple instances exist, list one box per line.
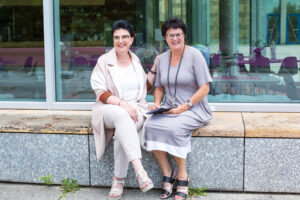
left=145, top=46, right=213, bottom=158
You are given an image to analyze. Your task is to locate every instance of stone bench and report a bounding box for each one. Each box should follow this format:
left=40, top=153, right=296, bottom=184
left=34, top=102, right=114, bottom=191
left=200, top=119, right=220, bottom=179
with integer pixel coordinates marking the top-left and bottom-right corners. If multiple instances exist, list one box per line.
left=0, top=110, right=299, bottom=193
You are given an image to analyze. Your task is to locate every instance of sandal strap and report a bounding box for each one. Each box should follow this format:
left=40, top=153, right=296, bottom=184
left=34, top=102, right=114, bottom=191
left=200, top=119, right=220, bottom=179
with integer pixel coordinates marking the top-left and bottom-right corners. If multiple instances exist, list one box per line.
left=163, top=176, right=175, bottom=183
left=174, top=191, right=188, bottom=199
left=109, top=187, right=122, bottom=195
left=162, top=185, right=172, bottom=191
left=136, top=169, right=152, bottom=186
left=161, top=189, right=172, bottom=196
left=136, top=169, right=146, bottom=179
left=112, top=179, right=124, bottom=185
left=109, top=179, right=124, bottom=196
left=177, top=180, right=188, bottom=186
left=162, top=169, right=177, bottom=183
left=177, top=176, right=190, bottom=187
left=176, top=188, right=188, bottom=193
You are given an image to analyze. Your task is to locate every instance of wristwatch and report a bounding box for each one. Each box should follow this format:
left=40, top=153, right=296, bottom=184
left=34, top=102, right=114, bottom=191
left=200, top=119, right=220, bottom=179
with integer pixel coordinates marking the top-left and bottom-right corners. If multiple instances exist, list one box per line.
left=186, top=99, right=193, bottom=108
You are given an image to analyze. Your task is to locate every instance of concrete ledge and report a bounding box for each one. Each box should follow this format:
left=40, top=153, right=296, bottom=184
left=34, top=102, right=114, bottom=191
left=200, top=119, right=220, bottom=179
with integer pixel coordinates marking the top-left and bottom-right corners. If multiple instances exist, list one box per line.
left=0, top=110, right=92, bottom=134
left=0, top=109, right=300, bottom=193
left=192, top=112, right=244, bottom=137
left=1, top=110, right=299, bottom=138
left=243, top=113, right=300, bottom=138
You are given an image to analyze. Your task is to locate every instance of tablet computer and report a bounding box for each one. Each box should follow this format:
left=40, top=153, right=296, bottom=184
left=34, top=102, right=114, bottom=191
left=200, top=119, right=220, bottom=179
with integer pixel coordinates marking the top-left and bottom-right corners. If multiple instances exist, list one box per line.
left=146, top=107, right=172, bottom=114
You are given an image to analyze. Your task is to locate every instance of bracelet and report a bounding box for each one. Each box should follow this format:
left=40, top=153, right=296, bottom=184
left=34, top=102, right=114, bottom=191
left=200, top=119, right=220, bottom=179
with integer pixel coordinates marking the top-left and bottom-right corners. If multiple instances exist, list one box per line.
left=149, top=69, right=156, bottom=75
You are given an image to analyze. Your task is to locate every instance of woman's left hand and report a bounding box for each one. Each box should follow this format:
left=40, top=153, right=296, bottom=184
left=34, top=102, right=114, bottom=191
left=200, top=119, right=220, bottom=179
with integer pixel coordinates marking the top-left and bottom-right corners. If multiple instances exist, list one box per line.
left=164, top=103, right=189, bottom=114
left=151, top=55, right=159, bottom=72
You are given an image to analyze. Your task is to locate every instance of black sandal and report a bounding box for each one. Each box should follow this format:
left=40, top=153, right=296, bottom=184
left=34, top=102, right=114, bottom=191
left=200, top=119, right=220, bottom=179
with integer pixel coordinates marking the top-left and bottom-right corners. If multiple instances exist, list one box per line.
left=160, top=169, right=177, bottom=199
left=173, top=176, right=190, bottom=200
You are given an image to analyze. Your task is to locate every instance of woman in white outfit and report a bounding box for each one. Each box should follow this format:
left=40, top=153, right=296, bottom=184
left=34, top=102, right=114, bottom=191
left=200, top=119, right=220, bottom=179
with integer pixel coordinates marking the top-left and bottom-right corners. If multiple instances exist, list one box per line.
left=90, top=20, right=157, bottom=199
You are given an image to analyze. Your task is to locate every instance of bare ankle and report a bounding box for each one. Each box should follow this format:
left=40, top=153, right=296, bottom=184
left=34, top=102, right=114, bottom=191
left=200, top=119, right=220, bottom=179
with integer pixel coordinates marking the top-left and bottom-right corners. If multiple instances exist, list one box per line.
left=177, top=173, right=188, bottom=180
left=113, top=176, right=123, bottom=181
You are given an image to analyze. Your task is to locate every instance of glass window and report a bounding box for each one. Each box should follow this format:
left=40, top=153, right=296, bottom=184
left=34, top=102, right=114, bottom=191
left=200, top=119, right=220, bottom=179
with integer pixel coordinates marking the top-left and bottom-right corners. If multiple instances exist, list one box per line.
left=208, top=0, right=300, bottom=103
left=53, top=0, right=300, bottom=103
left=287, top=14, right=300, bottom=44
left=267, top=14, right=280, bottom=44
left=0, top=0, right=45, bottom=101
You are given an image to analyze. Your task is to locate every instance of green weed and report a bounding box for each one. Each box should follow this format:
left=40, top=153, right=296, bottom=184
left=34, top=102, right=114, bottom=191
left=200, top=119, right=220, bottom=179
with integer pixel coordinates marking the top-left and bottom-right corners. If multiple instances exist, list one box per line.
left=188, top=187, right=207, bottom=198
left=58, top=178, right=80, bottom=200
left=39, top=174, right=54, bottom=185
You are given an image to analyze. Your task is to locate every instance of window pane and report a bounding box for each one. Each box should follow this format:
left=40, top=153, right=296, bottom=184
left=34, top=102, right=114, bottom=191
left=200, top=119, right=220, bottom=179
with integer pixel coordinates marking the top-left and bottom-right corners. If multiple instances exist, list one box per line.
left=55, top=0, right=160, bottom=101
left=0, top=1, right=45, bottom=101
left=208, top=0, right=300, bottom=103
left=287, top=15, right=298, bottom=43
left=268, top=15, right=280, bottom=44
left=54, top=0, right=300, bottom=103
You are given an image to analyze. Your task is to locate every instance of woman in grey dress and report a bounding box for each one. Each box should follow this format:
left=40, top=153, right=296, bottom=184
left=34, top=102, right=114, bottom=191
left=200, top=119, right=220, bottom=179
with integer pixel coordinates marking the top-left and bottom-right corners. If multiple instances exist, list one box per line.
left=145, top=18, right=212, bottom=200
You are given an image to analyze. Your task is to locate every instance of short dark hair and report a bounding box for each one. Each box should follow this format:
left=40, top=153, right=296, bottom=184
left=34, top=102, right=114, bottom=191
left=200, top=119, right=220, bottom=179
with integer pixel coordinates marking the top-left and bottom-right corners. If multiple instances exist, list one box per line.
left=161, top=18, right=187, bottom=37
left=111, top=20, right=134, bottom=37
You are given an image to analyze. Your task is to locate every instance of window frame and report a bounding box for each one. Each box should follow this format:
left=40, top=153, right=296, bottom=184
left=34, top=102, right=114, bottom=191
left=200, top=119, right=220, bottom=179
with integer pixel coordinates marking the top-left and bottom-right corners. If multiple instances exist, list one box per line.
left=286, top=13, right=300, bottom=44
left=267, top=14, right=281, bottom=45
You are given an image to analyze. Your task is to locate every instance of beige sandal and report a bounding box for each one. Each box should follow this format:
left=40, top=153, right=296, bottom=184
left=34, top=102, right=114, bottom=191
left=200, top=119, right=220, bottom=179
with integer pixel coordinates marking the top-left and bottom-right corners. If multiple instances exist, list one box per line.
left=136, top=170, right=154, bottom=193
left=108, top=179, right=124, bottom=200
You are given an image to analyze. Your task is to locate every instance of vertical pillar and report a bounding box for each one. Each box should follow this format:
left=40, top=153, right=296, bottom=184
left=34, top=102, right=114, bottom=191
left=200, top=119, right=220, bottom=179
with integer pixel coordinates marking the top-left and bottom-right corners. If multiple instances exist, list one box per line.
left=53, top=0, right=62, bottom=101
left=193, top=0, right=209, bottom=45
left=250, top=0, right=267, bottom=56
left=250, top=0, right=257, bottom=48
left=43, top=0, right=56, bottom=107
left=168, top=0, right=173, bottom=18
left=145, top=0, right=157, bottom=44
left=280, top=0, right=287, bottom=44
left=219, top=0, right=239, bottom=56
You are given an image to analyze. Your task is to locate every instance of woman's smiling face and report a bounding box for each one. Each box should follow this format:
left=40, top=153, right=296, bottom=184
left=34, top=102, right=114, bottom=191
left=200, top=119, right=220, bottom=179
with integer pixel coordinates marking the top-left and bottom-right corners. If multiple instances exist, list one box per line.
left=165, top=28, right=185, bottom=51
left=113, top=28, right=134, bottom=54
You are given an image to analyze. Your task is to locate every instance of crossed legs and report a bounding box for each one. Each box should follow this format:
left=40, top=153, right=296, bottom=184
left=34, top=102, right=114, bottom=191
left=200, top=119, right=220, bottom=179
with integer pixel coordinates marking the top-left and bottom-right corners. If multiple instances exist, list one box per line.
left=102, top=105, right=153, bottom=198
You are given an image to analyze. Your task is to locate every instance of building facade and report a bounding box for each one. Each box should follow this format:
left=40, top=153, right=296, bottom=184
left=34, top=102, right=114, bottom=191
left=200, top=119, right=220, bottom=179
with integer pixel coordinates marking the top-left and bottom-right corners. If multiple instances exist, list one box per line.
left=0, top=0, right=299, bottom=111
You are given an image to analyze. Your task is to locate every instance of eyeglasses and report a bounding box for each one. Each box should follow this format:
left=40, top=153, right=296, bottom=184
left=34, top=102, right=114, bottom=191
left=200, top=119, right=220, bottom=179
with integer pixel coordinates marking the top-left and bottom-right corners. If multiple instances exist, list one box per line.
left=113, top=35, right=131, bottom=41
left=166, top=32, right=184, bottom=39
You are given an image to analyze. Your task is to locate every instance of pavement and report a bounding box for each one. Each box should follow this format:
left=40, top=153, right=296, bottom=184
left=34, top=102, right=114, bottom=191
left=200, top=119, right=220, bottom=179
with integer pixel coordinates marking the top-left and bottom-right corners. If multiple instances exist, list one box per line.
left=0, top=183, right=299, bottom=200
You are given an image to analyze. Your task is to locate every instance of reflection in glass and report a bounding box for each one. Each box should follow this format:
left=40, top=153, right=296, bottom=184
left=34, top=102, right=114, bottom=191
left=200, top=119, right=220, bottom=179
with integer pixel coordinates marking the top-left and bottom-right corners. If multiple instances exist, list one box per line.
left=55, top=0, right=142, bottom=101
left=0, top=1, right=45, bottom=101
left=267, top=14, right=280, bottom=44
left=53, top=0, right=300, bottom=103
left=209, top=0, right=300, bottom=103
left=287, top=15, right=299, bottom=43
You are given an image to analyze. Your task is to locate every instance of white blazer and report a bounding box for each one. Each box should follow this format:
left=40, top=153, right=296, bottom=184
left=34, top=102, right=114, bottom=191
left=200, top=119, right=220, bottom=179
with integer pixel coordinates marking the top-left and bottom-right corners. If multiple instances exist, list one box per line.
left=90, top=48, right=149, bottom=160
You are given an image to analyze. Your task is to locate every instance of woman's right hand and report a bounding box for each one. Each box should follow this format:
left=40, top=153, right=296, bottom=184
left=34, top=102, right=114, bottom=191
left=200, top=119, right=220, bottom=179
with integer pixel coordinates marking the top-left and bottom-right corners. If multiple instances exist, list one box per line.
left=120, top=101, right=138, bottom=123
left=150, top=103, right=160, bottom=111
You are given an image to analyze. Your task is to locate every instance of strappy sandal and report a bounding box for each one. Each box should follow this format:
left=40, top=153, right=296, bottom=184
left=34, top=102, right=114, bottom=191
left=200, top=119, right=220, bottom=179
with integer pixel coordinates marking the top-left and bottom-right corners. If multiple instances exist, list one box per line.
left=160, top=169, right=177, bottom=199
left=136, top=169, right=154, bottom=193
left=173, top=176, right=190, bottom=200
left=108, top=179, right=124, bottom=200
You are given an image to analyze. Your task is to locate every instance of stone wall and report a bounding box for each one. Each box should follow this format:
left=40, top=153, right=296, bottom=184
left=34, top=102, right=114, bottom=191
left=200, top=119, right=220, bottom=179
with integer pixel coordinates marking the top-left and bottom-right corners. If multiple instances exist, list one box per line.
left=0, top=110, right=299, bottom=193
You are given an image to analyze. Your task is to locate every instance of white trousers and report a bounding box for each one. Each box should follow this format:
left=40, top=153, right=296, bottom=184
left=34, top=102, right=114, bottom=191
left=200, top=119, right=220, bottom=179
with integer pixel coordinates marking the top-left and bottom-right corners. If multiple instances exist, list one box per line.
left=102, top=105, right=144, bottom=178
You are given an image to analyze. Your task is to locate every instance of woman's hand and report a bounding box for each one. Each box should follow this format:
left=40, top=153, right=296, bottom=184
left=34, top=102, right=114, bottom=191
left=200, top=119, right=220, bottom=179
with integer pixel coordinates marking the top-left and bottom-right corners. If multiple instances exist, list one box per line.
left=120, top=101, right=138, bottom=123
left=164, top=103, right=189, bottom=114
left=151, top=55, right=159, bottom=72
left=150, top=103, right=160, bottom=111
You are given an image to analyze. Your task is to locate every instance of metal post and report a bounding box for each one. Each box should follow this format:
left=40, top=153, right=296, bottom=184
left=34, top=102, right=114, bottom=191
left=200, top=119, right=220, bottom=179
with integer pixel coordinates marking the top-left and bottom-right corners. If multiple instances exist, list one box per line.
left=219, top=0, right=239, bottom=75
left=219, top=0, right=239, bottom=56
left=280, top=0, right=287, bottom=44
